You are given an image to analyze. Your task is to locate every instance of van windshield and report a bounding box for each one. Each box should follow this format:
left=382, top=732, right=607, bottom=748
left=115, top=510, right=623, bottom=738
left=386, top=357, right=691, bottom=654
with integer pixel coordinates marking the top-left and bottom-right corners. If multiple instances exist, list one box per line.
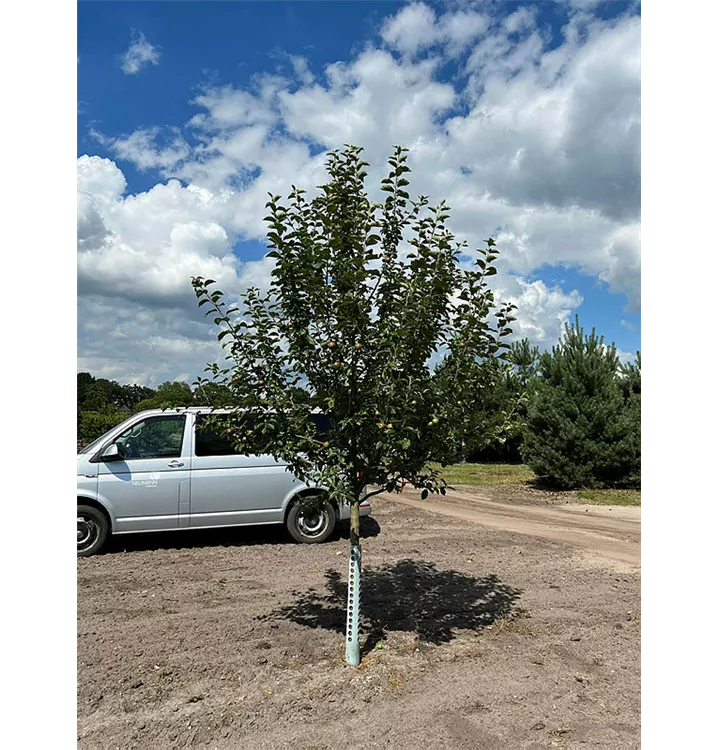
left=78, top=419, right=131, bottom=455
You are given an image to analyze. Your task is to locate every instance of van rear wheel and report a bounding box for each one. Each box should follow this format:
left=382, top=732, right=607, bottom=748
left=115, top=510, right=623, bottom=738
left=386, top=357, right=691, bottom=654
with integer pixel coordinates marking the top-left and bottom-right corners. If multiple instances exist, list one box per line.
left=77, top=505, right=109, bottom=558
left=286, top=498, right=336, bottom=544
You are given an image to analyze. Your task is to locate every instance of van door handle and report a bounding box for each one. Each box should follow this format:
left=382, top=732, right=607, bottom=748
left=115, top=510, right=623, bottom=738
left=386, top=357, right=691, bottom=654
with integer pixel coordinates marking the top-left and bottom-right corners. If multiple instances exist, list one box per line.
left=167, top=460, right=185, bottom=468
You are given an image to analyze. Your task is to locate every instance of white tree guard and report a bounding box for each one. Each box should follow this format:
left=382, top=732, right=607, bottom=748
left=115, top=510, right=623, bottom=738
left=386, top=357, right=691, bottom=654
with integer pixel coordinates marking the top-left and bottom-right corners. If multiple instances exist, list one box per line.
left=345, top=543, right=362, bottom=666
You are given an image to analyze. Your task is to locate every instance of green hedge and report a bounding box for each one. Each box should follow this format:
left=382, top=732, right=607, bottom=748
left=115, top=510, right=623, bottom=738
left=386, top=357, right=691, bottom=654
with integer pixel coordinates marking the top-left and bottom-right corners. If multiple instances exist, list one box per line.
left=78, top=411, right=128, bottom=445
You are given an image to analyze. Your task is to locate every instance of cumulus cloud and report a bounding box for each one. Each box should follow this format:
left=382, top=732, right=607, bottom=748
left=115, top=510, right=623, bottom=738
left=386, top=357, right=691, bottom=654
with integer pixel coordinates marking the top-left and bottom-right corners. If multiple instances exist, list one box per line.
left=91, top=127, right=190, bottom=172
left=77, top=158, right=244, bottom=309
left=380, top=3, right=489, bottom=57
left=79, top=2, right=640, bottom=383
left=493, top=277, right=583, bottom=345
left=120, top=29, right=160, bottom=75
left=615, top=348, right=636, bottom=365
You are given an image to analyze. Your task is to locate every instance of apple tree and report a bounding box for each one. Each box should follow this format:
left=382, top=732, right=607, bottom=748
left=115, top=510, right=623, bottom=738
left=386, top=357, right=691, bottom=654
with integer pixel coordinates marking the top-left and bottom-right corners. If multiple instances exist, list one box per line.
left=192, top=145, right=517, bottom=665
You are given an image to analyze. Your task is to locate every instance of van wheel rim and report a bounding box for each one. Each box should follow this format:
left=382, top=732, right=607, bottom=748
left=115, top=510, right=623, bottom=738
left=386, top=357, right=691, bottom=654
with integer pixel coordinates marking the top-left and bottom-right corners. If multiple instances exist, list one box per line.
left=77, top=515, right=98, bottom=551
left=298, top=510, right=327, bottom=538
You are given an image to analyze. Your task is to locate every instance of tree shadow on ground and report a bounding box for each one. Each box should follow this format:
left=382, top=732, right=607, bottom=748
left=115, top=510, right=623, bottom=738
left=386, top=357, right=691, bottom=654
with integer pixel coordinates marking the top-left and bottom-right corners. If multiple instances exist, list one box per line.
left=336, top=517, right=381, bottom=541
left=261, top=559, right=522, bottom=655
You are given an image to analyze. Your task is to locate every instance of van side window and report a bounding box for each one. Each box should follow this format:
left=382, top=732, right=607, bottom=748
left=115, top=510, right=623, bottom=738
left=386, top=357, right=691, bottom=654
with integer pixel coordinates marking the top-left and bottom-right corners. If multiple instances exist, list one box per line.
left=195, top=415, right=248, bottom=457
left=309, top=413, right=331, bottom=439
left=194, top=413, right=330, bottom=456
left=114, top=415, right=185, bottom=460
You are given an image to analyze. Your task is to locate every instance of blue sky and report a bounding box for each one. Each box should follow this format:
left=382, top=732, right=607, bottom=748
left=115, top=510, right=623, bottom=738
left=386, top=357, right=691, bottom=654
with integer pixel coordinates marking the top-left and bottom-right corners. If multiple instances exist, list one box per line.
left=78, top=1, right=641, bottom=385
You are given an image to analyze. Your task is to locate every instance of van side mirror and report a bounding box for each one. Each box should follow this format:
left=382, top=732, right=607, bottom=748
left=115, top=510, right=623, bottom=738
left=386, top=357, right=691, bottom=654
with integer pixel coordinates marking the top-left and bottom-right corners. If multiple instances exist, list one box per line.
left=101, top=443, right=123, bottom=462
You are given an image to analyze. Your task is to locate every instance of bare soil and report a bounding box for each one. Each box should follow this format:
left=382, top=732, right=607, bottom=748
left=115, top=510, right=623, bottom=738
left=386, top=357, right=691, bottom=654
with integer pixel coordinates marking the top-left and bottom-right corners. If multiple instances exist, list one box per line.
left=78, top=489, right=640, bottom=749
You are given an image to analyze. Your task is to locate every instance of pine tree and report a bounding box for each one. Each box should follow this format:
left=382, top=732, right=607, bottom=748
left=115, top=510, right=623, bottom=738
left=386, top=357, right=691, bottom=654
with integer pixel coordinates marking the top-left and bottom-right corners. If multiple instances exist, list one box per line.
left=510, top=337, right=541, bottom=388
left=619, top=351, right=641, bottom=485
left=521, top=317, right=639, bottom=488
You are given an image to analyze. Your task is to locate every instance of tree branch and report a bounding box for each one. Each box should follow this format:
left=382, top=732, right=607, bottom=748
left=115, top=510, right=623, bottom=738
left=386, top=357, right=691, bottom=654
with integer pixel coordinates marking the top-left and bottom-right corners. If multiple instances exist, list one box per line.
left=362, top=486, right=391, bottom=502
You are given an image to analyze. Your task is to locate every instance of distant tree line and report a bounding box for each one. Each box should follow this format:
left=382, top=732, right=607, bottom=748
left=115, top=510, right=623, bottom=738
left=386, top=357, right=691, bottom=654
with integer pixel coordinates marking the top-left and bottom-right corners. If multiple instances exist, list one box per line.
left=77, top=316, right=639, bottom=489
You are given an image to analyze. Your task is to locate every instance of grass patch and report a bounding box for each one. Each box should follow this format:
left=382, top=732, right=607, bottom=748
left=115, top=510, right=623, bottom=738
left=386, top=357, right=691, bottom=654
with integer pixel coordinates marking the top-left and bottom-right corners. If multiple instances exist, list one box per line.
left=434, top=463, right=641, bottom=505
left=435, top=462, right=535, bottom=486
left=577, top=489, right=641, bottom=506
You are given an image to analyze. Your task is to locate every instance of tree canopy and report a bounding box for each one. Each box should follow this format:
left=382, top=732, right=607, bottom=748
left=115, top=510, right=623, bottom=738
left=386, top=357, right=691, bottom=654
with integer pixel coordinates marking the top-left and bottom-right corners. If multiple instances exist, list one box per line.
left=192, top=145, right=518, bottom=510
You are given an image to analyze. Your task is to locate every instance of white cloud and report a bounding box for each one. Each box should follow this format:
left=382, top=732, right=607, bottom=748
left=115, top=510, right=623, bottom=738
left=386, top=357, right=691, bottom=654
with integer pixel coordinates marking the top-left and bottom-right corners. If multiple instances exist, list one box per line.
left=289, top=55, right=314, bottom=86
left=380, top=3, right=489, bottom=58
left=91, top=127, right=190, bottom=172
left=77, top=154, right=126, bottom=201
left=615, top=348, right=636, bottom=365
left=380, top=3, right=437, bottom=56
left=190, top=85, right=277, bottom=130
left=493, top=276, right=583, bottom=345
left=79, top=3, right=639, bottom=383
left=120, top=29, right=161, bottom=75
left=77, top=160, right=244, bottom=309
left=503, top=6, right=539, bottom=35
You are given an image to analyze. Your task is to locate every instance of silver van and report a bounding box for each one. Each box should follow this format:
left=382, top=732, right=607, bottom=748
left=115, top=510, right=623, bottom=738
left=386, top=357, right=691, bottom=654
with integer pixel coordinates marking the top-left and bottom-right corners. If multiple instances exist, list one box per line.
left=77, top=408, right=371, bottom=557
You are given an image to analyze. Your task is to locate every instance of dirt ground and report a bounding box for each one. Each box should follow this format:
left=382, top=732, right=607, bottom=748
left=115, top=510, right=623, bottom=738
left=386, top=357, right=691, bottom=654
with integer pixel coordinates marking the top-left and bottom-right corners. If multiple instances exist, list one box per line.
left=77, top=488, right=640, bottom=749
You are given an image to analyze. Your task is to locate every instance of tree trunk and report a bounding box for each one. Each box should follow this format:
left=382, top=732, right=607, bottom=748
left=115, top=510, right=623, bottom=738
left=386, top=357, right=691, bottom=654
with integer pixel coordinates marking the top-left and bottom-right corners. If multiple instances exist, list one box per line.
left=345, top=501, right=362, bottom=666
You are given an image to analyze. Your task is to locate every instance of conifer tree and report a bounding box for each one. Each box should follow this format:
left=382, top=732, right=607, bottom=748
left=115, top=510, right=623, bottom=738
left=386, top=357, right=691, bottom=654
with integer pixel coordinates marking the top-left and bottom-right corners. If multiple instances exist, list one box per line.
left=521, top=317, right=639, bottom=488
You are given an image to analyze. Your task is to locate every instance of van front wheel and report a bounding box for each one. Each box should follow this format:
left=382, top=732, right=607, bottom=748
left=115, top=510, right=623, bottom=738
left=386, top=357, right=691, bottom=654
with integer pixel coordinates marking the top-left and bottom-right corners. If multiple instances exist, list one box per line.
left=286, top=498, right=336, bottom=544
left=77, top=505, right=109, bottom=558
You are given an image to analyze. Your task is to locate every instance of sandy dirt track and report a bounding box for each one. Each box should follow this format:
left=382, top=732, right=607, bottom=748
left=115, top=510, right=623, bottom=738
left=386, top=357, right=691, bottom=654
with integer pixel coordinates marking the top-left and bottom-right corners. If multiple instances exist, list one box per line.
left=387, top=488, right=640, bottom=571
